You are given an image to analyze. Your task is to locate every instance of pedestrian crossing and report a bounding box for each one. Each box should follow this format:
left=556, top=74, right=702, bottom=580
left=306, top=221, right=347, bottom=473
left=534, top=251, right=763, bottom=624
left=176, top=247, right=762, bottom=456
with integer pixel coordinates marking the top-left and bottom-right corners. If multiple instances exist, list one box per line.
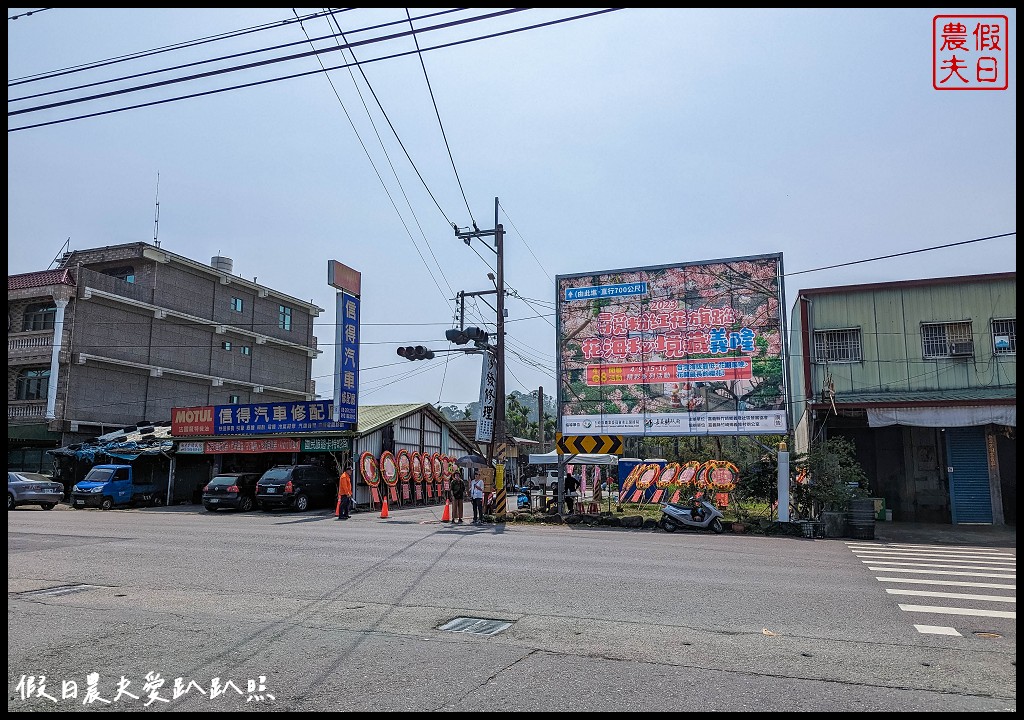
left=846, top=541, right=1016, bottom=637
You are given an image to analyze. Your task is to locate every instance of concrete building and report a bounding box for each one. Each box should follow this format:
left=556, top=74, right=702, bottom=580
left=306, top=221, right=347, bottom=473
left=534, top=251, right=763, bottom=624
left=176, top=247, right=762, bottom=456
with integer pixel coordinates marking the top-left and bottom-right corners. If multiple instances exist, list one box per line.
left=788, top=272, right=1015, bottom=525
left=8, top=242, right=322, bottom=471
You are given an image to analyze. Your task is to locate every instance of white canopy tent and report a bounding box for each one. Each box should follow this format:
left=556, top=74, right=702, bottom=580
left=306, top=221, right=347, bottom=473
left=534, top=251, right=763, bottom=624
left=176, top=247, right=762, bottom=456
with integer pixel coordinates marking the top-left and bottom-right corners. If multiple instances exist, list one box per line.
left=527, top=451, right=618, bottom=465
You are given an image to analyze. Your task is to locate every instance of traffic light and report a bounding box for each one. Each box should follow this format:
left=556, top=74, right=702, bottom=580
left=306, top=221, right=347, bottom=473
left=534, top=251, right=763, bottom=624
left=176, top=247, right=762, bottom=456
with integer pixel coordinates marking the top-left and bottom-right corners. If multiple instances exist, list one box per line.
left=397, top=345, right=435, bottom=360
left=445, top=326, right=489, bottom=345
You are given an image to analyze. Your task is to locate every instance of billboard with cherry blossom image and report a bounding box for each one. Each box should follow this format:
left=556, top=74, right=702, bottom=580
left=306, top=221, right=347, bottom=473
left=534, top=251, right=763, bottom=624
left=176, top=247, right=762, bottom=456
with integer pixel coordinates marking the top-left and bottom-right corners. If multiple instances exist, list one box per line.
left=556, top=254, right=788, bottom=436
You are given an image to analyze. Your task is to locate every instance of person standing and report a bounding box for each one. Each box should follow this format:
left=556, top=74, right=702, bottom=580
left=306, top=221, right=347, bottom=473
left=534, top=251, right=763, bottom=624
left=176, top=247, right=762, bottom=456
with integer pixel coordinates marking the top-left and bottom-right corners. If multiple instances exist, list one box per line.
left=337, top=466, right=353, bottom=520
left=449, top=471, right=466, bottom=523
left=564, top=472, right=580, bottom=514
left=470, top=472, right=485, bottom=524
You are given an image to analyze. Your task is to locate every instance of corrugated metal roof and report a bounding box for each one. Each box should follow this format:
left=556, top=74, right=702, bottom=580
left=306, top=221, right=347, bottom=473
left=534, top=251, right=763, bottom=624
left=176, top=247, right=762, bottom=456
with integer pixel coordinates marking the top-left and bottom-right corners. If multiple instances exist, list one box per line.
left=356, top=403, right=431, bottom=434
left=357, top=404, right=479, bottom=450
left=832, top=387, right=1016, bottom=406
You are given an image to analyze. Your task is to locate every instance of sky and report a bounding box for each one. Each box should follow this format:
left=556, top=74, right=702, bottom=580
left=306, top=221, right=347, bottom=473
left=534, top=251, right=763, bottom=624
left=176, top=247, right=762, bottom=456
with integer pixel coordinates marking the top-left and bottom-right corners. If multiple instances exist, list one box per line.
left=7, top=8, right=1017, bottom=413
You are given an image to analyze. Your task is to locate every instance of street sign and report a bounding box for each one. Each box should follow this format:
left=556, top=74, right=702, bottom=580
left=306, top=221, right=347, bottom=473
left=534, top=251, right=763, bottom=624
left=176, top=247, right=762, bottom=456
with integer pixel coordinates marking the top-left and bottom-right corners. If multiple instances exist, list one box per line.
left=555, top=433, right=623, bottom=455
left=478, top=466, right=496, bottom=492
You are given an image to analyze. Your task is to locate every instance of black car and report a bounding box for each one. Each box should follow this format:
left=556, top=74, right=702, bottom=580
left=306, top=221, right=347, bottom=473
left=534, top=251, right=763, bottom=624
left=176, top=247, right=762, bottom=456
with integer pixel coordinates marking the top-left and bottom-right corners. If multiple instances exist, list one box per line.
left=202, top=472, right=261, bottom=512
left=255, top=465, right=336, bottom=512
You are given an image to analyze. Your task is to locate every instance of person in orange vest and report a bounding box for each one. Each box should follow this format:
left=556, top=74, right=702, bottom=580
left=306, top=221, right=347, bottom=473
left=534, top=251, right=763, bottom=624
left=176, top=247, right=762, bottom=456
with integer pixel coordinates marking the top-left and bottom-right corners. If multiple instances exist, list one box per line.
left=337, top=467, right=353, bottom=520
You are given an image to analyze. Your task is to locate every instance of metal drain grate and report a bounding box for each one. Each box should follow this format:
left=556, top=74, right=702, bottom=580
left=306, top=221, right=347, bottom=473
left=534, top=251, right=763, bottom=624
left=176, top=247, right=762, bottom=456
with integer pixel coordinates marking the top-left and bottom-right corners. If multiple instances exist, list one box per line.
left=438, top=617, right=513, bottom=636
left=18, top=584, right=103, bottom=598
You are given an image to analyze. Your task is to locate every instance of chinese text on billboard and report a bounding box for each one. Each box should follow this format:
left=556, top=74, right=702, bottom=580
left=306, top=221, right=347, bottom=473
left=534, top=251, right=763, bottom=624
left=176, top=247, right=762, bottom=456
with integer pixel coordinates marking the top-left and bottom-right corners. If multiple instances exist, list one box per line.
left=556, top=254, right=787, bottom=436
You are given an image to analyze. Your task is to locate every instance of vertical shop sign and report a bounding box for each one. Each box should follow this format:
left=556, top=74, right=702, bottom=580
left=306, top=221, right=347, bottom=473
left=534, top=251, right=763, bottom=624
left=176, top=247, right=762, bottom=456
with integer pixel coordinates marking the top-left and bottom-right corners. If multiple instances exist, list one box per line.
left=475, top=352, right=497, bottom=443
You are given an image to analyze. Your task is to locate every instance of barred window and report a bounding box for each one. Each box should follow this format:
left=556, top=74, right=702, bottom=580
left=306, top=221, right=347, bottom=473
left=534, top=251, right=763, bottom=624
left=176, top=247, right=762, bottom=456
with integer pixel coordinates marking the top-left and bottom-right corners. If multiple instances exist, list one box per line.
left=16, top=368, right=50, bottom=400
left=921, top=321, right=973, bottom=358
left=992, top=318, right=1016, bottom=355
left=23, top=302, right=57, bottom=331
left=813, top=328, right=861, bottom=363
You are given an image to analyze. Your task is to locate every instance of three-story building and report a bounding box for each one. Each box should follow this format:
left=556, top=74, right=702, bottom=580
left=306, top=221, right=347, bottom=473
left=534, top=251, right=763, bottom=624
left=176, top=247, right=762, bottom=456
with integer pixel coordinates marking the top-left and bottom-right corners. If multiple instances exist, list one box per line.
left=8, top=242, right=322, bottom=471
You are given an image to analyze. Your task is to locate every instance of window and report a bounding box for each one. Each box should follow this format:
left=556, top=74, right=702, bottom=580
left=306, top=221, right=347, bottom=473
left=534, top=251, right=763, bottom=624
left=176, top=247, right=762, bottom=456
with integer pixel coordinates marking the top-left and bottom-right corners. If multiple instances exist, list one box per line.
left=240, top=346, right=251, bottom=356
left=23, top=303, right=57, bottom=331
left=103, top=266, right=135, bottom=284
left=279, top=305, right=292, bottom=331
left=813, top=329, right=862, bottom=363
left=992, top=318, right=1016, bottom=355
left=16, top=368, right=50, bottom=401
left=221, top=341, right=232, bottom=351
left=230, top=297, right=243, bottom=312
left=229, top=395, right=240, bottom=404
left=921, top=321, right=974, bottom=358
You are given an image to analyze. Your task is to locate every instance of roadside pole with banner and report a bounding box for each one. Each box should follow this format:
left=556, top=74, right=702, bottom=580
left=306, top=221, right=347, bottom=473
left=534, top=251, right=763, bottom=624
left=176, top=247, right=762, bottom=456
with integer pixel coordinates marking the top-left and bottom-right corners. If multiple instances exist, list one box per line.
left=494, top=463, right=506, bottom=520
left=493, top=441, right=507, bottom=521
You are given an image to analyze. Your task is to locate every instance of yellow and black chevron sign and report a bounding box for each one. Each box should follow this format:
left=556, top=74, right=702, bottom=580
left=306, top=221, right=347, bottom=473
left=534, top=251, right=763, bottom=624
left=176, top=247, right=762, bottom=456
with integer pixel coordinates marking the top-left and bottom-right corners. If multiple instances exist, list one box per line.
left=555, top=432, right=623, bottom=455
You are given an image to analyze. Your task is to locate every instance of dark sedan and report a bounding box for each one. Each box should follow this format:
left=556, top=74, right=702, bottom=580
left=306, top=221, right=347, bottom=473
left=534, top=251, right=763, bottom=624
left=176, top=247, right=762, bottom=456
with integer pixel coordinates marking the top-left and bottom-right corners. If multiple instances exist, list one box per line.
left=8, top=471, right=65, bottom=511
left=202, top=472, right=261, bottom=512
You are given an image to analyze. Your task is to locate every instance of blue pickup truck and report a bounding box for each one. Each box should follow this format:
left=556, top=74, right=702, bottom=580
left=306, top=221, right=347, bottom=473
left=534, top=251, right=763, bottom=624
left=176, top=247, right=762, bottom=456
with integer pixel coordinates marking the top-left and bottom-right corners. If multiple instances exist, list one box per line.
left=71, top=464, right=165, bottom=510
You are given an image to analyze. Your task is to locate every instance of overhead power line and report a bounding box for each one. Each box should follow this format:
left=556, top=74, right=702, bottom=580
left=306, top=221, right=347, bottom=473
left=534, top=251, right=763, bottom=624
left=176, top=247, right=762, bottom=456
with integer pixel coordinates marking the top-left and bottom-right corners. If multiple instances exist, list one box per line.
left=8, top=7, right=52, bottom=21
left=787, top=232, right=1015, bottom=277
left=9, top=9, right=528, bottom=117
left=406, top=8, right=477, bottom=228
left=290, top=9, right=455, bottom=310
left=8, top=8, right=352, bottom=87
left=9, top=8, right=624, bottom=132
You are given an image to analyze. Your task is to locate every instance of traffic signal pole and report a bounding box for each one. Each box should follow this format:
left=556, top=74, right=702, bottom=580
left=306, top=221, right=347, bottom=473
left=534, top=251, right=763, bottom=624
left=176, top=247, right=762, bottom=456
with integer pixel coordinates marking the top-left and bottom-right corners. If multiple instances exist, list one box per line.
left=454, top=197, right=507, bottom=520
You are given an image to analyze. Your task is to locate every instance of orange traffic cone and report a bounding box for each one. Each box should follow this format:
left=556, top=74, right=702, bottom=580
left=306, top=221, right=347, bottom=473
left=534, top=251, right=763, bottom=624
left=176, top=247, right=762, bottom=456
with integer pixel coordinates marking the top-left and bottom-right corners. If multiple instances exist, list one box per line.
left=441, top=498, right=451, bottom=522
left=380, top=494, right=389, bottom=519
left=335, top=494, right=342, bottom=518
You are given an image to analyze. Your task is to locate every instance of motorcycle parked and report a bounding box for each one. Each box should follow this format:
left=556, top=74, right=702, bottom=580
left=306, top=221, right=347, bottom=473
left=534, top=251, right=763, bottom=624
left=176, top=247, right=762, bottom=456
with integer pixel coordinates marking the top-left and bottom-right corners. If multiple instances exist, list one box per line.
left=659, top=496, right=725, bottom=534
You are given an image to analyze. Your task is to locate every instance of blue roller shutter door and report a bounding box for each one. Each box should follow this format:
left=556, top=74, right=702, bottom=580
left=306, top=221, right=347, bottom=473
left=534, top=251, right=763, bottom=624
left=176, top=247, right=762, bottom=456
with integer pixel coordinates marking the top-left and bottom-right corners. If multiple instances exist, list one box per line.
left=945, top=426, right=992, bottom=524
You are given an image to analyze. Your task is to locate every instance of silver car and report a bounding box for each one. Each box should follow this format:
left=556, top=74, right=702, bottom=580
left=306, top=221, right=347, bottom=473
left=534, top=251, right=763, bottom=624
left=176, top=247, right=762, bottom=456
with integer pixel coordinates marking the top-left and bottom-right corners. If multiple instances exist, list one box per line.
left=8, top=471, right=64, bottom=511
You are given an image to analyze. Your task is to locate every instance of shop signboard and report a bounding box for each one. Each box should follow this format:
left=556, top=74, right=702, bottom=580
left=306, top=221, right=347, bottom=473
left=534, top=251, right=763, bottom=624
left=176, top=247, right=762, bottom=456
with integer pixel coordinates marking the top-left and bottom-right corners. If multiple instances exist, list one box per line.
left=205, top=438, right=301, bottom=454
left=172, top=400, right=351, bottom=436
left=301, top=437, right=351, bottom=453
left=335, top=292, right=359, bottom=425
left=475, top=352, right=497, bottom=443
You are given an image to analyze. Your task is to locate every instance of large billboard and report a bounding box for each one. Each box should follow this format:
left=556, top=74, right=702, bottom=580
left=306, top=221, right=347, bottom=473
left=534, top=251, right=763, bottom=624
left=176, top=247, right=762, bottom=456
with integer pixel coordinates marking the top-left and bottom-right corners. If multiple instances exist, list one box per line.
left=556, top=254, right=788, bottom=436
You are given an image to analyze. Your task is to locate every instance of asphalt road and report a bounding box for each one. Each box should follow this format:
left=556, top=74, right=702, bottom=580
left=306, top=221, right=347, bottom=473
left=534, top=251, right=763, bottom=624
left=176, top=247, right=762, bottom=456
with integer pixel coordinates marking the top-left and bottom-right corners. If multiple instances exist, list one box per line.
left=8, top=502, right=1016, bottom=712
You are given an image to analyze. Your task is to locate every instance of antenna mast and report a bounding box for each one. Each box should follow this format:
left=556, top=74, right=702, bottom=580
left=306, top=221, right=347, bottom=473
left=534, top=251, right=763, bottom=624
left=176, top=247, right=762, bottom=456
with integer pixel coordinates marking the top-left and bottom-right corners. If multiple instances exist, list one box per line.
left=49, top=237, right=71, bottom=269
left=153, top=172, right=161, bottom=248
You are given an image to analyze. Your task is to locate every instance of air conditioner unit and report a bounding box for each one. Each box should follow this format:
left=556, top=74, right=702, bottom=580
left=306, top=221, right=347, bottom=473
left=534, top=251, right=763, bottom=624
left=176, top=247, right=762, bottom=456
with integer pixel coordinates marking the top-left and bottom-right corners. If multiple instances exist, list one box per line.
left=949, top=341, right=974, bottom=357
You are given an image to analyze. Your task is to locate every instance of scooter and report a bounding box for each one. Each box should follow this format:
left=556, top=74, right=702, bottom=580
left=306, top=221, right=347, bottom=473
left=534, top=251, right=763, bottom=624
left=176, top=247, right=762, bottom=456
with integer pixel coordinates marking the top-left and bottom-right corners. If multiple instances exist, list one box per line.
left=517, top=490, right=531, bottom=510
left=659, top=496, right=725, bottom=534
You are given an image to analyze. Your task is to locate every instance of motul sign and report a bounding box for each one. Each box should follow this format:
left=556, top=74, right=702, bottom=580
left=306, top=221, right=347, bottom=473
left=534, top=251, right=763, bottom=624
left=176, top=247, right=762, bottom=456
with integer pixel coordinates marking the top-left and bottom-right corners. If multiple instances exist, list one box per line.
left=172, top=406, right=214, bottom=436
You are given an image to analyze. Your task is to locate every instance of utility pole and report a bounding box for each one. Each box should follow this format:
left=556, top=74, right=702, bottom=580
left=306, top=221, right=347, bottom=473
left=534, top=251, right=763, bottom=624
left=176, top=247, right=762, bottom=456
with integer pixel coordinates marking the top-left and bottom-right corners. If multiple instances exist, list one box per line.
left=537, top=385, right=544, bottom=453
left=454, top=197, right=506, bottom=519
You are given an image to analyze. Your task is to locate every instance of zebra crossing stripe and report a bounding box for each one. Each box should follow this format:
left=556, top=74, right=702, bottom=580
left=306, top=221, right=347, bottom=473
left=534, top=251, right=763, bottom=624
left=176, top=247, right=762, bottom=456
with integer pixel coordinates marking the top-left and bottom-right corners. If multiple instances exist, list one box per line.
left=914, top=624, right=962, bottom=636
left=866, top=566, right=1014, bottom=579
left=897, top=603, right=1016, bottom=619
left=875, top=576, right=1015, bottom=589
left=862, top=560, right=1016, bottom=571
left=886, top=589, right=1015, bottom=602
left=847, top=553, right=1015, bottom=565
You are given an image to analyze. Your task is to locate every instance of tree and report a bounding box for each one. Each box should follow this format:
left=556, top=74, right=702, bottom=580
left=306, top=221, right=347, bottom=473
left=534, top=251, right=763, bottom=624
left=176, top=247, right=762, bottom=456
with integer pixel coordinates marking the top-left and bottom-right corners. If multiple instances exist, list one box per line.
left=791, top=436, right=869, bottom=517
left=505, top=394, right=533, bottom=438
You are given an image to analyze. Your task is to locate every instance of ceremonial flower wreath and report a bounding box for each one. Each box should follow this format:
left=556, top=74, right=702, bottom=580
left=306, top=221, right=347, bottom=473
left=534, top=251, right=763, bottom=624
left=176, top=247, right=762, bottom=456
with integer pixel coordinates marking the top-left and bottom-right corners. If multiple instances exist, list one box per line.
left=359, top=451, right=379, bottom=486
